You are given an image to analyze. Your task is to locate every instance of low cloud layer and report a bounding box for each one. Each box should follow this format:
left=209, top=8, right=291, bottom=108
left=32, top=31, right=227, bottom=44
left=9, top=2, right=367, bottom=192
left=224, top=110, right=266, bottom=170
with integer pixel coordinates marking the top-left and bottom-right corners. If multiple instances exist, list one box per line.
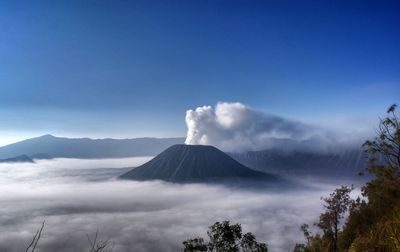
left=185, top=102, right=363, bottom=152
left=0, top=158, right=343, bottom=252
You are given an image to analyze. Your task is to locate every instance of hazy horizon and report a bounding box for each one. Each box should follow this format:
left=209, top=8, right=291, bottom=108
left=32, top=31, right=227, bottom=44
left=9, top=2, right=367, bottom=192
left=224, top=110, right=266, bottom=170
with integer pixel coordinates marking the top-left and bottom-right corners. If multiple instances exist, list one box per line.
left=0, top=1, right=398, bottom=251
left=0, top=101, right=378, bottom=153
left=1, top=1, right=399, bottom=146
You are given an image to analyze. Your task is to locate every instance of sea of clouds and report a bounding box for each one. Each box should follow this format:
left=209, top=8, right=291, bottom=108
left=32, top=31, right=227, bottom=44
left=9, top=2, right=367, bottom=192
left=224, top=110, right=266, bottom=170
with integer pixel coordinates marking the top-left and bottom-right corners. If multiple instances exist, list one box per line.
left=0, top=157, right=359, bottom=252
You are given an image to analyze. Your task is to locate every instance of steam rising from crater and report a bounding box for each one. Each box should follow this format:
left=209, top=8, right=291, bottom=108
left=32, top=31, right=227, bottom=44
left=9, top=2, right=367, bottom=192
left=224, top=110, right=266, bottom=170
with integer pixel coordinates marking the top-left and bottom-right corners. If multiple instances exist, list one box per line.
left=185, top=102, right=312, bottom=152
left=185, top=102, right=364, bottom=153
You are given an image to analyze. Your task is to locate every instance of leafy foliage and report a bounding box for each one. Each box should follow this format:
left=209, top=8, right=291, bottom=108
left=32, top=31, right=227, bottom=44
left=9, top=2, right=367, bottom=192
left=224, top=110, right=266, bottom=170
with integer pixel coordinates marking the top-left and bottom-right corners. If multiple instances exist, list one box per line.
left=240, top=232, right=268, bottom=252
left=349, top=205, right=400, bottom=251
left=208, top=221, right=242, bottom=252
left=295, top=104, right=400, bottom=252
left=183, top=237, right=208, bottom=252
left=183, top=221, right=268, bottom=252
left=316, top=186, right=353, bottom=252
left=363, top=103, right=399, bottom=170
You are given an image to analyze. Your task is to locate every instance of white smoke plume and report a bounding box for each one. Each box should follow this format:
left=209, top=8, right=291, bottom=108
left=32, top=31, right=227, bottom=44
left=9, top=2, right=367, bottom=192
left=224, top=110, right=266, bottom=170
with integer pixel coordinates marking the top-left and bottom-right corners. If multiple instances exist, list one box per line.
left=185, top=102, right=316, bottom=152
left=185, top=102, right=365, bottom=153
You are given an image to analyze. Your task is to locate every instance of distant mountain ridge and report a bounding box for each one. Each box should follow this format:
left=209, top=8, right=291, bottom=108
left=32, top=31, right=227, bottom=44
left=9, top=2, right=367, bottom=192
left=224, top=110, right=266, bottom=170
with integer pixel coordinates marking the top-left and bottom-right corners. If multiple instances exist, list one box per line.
left=0, top=155, right=34, bottom=163
left=229, top=149, right=367, bottom=178
left=0, top=135, right=368, bottom=179
left=0, top=135, right=185, bottom=159
left=120, top=144, right=278, bottom=183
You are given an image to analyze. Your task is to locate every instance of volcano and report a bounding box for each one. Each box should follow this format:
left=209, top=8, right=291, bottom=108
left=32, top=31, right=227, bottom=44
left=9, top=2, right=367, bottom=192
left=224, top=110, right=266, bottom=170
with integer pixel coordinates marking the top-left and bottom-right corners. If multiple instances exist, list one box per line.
left=119, top=144, right=276, bottom=183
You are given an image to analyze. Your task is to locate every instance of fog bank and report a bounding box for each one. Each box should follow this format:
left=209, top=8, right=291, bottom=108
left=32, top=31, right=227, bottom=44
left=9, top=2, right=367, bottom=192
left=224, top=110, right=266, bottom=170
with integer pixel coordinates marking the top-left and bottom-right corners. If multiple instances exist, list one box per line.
left=0, top=158, right=347, bottom=252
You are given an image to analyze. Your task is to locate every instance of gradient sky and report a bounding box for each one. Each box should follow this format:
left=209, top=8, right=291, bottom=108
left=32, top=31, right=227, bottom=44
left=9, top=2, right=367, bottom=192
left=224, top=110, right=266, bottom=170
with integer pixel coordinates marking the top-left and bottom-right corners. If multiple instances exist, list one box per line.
left=0, top=0, right=399, bottom=146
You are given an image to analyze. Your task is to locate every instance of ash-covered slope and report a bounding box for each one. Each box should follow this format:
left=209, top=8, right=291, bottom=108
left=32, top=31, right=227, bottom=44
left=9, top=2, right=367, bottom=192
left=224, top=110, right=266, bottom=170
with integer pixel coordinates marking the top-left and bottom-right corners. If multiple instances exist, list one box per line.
left=120, top=144, right=275, bottom=182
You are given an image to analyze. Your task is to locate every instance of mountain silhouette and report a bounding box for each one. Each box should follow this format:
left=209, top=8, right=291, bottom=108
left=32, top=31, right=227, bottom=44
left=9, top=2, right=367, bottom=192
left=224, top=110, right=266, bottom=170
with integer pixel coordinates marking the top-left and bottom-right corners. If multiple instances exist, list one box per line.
left=0, top=155, right=34, bottom=163
left=120, top=144, right=277, bottom=183
left=230, top=148, right=366, bottom=179
left=0, top=134, right=185, bottom=159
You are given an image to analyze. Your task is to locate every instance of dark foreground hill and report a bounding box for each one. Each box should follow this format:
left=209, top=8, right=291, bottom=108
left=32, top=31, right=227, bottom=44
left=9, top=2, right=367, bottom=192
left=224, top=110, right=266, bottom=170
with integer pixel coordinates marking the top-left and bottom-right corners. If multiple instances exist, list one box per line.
left=0, top=155, right=34, bottom=163
left=0, top=135, right=185, bottom=159
left=120, top=144, right=278, bottom=183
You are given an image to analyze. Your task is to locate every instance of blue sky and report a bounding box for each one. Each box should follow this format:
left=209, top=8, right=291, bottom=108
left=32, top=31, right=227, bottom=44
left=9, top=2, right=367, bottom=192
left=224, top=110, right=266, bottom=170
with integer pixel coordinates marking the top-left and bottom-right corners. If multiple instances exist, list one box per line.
left=0, top=0, right=399, bottom=145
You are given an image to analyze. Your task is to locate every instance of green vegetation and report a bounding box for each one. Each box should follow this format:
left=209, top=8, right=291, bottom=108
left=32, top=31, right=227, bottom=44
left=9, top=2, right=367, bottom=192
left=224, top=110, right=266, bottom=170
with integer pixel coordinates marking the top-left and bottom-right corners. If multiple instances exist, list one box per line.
left=295, top=104, right=400, bottom=252
left=182, top=221, right=268, bottom=252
